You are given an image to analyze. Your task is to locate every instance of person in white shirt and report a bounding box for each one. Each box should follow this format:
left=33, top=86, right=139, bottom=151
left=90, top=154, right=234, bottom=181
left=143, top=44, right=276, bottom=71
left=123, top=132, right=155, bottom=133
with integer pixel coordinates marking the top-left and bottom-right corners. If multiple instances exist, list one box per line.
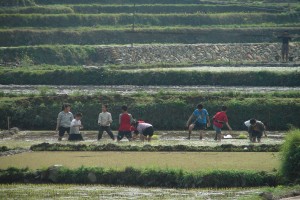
left=68, top=112, right=84, bottom=141
left=98, top=104, right=115, bottom=141
left=244, top=119, right=267, bottom=142
left=132, top=120, right=154, bottom=142
left=56, top=103, right=73, bottom=141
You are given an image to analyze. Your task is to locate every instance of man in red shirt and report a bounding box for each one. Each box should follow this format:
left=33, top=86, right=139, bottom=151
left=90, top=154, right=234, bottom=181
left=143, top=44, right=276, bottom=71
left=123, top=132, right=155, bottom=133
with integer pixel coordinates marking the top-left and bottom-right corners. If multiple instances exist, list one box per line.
left=213, top=106, right=232, bottom=142
left=117, top=105, right=134, bottom=142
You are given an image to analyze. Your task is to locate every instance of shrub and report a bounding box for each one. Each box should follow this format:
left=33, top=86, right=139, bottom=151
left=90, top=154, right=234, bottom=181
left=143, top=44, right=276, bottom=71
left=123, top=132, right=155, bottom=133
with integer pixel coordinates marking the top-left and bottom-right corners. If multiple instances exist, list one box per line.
left=280, top=129, right=300, bottom=183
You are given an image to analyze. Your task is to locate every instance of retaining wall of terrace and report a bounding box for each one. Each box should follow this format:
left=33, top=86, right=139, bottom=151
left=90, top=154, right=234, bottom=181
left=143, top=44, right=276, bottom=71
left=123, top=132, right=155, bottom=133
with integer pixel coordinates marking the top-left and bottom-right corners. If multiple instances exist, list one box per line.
left=99, top=43, right=300, bottom=64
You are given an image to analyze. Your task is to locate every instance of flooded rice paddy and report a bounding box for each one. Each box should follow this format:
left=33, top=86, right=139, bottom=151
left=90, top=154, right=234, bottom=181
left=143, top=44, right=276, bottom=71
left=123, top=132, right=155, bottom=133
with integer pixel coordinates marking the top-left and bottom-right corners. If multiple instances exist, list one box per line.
left=1, top=84, right=299, bottom=95
left=0, top=184, right=263, bottom=200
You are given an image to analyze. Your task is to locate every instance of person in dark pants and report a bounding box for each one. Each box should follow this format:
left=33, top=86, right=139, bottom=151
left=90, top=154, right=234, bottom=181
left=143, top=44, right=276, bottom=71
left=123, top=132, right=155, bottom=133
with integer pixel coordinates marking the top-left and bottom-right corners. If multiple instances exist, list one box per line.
left=68, top=112, right=84, bottom=141
left=186, top=104, right=210, bottom=140
left=132, top=120, right=154, bottom=142
left=117, top=105, right=134, bottom=142
left=98, top=104, right=115, bottom=141
left=278, top=31, right=292, bottom=62
left=56, top=103, right=73, bottom=141
left=248, top=118, right=266, bottom=143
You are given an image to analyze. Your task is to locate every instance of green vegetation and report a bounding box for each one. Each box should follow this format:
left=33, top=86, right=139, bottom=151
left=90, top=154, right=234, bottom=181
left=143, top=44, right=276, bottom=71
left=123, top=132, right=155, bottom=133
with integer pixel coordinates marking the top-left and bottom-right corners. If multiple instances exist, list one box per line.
left=0, top=166, right=278, bottom=187
left=30, top=142, right=281, bottom=152
left=0, top=4, right=293, bottom=14
left=1, top=27, right=299, bottom=46
left=0, top=92, right=299, bottom=130
left=280, top=129, right=300, bottom=183
left=0, top=13, right=297, bottom=28
left=0, top=66, right=299, bottom=86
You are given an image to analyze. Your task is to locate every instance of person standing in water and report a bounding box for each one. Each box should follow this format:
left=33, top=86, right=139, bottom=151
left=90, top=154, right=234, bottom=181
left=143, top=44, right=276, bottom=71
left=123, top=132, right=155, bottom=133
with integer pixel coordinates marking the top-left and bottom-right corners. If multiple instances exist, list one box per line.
left=56, top=103, right=73, bottom=141
left=186, top=104, right=210, bottom=140
left=98, top=104, right=115, bottom=141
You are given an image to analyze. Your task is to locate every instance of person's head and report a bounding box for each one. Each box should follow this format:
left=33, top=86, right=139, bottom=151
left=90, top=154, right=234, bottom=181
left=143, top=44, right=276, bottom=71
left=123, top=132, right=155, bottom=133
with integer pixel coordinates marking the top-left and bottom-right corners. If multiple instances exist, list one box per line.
left=75, top=112, right=82, bottom=120
left=197, top=104, right=203, bottom=111
left=62, top=103, right=71, bottom=112
left=132, top=119, right=139, bottom=127
left=250, top=118, right=257, bottom=126
left=121, top=105, right=128, bottom=113
left=221, top=105, right=227, bottom=112
left=102, top=104, right=108, bottom=112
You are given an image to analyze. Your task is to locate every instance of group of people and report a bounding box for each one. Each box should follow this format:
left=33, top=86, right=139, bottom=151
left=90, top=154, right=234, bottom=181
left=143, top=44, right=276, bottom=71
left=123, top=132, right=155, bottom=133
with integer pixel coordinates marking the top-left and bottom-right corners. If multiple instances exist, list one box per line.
left=56, top=103, right=266, bottom=143
left=186, top=104, right=266, bottom=142
left=56, top=103, right=154, bottom=142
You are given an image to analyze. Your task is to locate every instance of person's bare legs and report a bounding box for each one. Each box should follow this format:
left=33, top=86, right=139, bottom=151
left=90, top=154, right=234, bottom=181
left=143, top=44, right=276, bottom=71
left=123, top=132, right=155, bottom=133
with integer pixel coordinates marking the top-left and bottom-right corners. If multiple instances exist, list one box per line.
left=188, top=124, right=195, bottom=140
left=199, top=130, right=203, bottom=140
left=217, top=133, right=222, bottom=142
left=140, top=134, right=145, bottom=142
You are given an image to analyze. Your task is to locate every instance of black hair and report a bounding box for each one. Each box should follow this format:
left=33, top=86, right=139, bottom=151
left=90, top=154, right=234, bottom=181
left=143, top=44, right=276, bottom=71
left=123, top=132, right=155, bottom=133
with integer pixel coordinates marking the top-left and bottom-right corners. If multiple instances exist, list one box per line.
left=221, top=105, right=227, bottom=111
left=132, top=120, right=139, bottom=127
left=61, top=103, right=71, bottom=111
left=122, top=105, right=128, bottom=111
left=75, top=112, right=82, bottom=117
left=250, top=118, right=256, bottom=125
left=197, top=104, right=203, bottom=109
left=102, top=104, right=108, bottom=109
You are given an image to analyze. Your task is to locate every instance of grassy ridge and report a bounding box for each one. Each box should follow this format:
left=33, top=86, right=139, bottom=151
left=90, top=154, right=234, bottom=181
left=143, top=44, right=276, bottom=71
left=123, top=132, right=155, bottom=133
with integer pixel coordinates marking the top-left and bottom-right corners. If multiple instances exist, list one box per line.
left=1, top=27, right=300, bottom=46
left=0, top=93, right=299, bottom=130
left=0, top=13, right=298, bottom=28
left=0, top=68, right=299, bottom=86
left=0, top=167, right=278, bottom=188
left=0, top=4, right=290, bottom=14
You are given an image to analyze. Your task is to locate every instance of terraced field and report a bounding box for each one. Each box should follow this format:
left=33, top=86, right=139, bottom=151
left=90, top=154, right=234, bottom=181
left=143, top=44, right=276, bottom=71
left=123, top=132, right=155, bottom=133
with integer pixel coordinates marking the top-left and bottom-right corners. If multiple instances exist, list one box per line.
left=1, top=0, right=300, bottom=199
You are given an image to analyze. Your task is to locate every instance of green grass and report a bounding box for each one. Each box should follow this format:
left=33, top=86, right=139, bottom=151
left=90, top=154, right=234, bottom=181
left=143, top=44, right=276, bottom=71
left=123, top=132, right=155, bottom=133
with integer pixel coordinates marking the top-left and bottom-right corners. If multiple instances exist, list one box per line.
left=0, top=4, right=294, bottom=14
left=0, top=13, right=297, bottom=28
left=0, top=151, right=280, bottom=171
left=3, top=184, right=298, bottom=200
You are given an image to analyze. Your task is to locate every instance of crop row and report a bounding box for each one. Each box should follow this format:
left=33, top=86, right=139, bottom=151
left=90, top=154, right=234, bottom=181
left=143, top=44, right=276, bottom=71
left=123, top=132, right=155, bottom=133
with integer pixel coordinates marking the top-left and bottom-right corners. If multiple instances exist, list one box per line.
left=30, top=143, right=281, bottom=152
left=0, top=13, right=298, bottom=28
left=1, top=27, right=300, bottom=46
left=0, top=166, right=278, bottom=188
left=0, top=93, right=299, bottom=130
left=0, top=4, right=291, bottom=14
left=3, top=0, right=293, bottom=6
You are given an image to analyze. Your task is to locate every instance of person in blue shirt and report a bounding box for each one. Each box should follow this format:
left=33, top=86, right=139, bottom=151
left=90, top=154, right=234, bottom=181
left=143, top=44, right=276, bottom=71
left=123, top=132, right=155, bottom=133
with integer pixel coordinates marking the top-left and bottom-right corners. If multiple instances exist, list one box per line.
left=186, top=104, right=210, bottom=140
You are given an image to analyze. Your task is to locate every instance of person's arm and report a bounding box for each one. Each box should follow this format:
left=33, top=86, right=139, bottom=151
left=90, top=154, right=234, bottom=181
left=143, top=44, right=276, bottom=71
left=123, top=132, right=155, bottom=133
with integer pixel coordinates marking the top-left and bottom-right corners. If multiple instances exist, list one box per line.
left=129, top=114, right=134, bottom=124
left=108, top=113, right=113, bottom=124
left=225, top=122, right=232, bottom=131
left=186, top=114, right=194, bottom=127
left=206, top=112, right=211, bottom=127
left=262, top=123, right=267, bottom=137
left=56, top=113, right=61, bottom=131
left=98, top=113, right=101, bottom=125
